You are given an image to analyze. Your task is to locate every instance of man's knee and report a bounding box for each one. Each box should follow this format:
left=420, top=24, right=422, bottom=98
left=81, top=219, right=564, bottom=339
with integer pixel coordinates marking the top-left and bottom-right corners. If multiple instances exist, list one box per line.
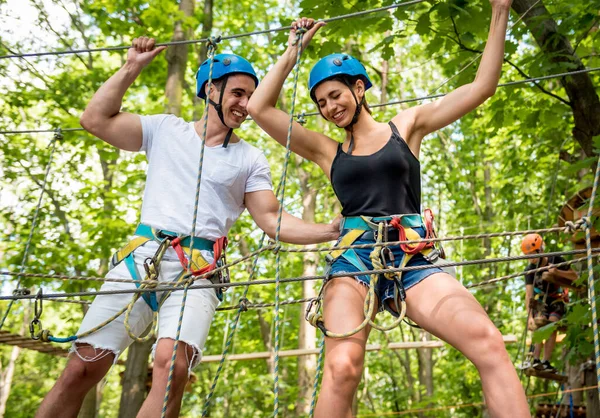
left=60, top=346, right=114, bottom=389
left=153, top=339, right=196, bottom=382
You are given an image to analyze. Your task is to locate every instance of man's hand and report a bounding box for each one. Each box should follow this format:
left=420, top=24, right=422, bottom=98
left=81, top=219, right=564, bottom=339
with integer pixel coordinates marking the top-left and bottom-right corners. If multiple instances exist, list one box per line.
left=527, top=316, right=536, bottom=331
left=329, top=214, right=342, bottom=240
left=127, top=36, right=167, bottom=69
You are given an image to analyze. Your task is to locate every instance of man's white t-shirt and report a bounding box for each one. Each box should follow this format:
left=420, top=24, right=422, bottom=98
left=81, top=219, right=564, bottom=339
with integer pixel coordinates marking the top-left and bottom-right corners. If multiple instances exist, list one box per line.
left=133, top=114, right=272, bottom=258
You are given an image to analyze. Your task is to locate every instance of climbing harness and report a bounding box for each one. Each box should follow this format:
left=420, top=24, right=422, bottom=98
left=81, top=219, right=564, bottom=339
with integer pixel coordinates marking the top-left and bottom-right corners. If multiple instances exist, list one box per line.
left=111, top=223, right=229, bottom=306
left=306, top=210, right=444, bottom=337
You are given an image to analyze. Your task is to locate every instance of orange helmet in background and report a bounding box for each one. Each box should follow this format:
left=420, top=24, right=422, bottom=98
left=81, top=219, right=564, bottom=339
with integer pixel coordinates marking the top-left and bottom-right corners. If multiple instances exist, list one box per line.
left=521, top=233, right=544, bottom=254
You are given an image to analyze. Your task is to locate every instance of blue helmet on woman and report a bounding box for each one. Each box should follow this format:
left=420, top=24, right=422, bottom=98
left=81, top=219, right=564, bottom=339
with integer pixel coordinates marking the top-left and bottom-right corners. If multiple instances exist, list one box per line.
left=308, top=53, right=372, bottom=101
left=196, top=53, right=259, bottom=99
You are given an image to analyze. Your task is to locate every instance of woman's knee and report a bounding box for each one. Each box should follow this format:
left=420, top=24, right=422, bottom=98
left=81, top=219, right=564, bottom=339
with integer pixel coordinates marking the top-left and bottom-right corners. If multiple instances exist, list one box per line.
left=465, top=323, right=509, bottom=368
left=325, top=350, right=364, bottom=387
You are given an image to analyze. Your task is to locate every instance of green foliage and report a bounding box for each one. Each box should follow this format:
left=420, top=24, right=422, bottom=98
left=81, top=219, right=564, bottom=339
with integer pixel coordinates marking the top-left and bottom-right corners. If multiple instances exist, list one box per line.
left=1, top=0, right=599, bottom=416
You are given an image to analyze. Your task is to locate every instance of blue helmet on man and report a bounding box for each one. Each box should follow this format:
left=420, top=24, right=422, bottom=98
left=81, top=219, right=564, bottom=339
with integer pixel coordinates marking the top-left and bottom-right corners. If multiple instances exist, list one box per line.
left=196, top=53, right=259, bottom=99
left=308, top=53, right=372, bottom=101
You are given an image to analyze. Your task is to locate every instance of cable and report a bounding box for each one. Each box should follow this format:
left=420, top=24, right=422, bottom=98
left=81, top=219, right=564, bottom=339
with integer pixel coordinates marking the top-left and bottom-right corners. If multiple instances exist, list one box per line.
left=0, top=0, right=427, bottom=60
left=3, top=66, right=598, bottom=135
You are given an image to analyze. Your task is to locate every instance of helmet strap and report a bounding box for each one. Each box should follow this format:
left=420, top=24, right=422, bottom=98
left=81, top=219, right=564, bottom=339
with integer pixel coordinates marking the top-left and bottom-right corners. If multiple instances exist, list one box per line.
left=342, top=79, right=364, bottom=130
left=207, top=75, right=233, bottom=148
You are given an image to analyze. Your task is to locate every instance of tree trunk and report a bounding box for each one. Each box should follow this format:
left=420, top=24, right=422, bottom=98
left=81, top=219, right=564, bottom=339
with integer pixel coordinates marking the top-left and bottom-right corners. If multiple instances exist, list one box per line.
left=417, top=331, right=434, bottom=412
left=512, top=0, right=600, bottom=157
left=118, top=336, right=155, bottom=418
left=193, top=0, right=214, bottom=119
left=0, top=346, right=20, bottom=418
left=78, top=388, right=98, bottom=418
left=380, top=59, right=389, bottom=104
left=295, top=158, right=319, bottom=416
left=165, top=0, right=195, bottom=116
left=584, top=359, right=600, bottom=418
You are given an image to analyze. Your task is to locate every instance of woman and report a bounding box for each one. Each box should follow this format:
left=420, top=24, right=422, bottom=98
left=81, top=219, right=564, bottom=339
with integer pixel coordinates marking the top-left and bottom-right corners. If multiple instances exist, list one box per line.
left=247, top=1, right=528, bottom=417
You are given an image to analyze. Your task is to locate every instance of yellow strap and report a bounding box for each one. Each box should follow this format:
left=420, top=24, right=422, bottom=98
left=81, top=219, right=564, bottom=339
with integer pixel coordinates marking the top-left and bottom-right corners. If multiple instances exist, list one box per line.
left=190, top=249, right=210, bottom=271
left=113, top=237, right=151, bottom=265
left=329, top=229, right=365, bottom=260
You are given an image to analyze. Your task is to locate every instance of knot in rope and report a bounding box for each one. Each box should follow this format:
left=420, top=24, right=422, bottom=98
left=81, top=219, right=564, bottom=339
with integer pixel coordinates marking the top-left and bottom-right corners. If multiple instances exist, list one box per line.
left=39, top=329, right=52, bottom=343
left=12, top=288, right=31, bottom=296
left=52, top=127, right=63, bottom=142
left=272, top=244, right=282, bottom=255
left=564, top=218, right=588, bottom=234
left=306, top=312, right=323, bottom=328
left=238, top=297, right=249, bottom=312
left=140, top=278, right=159, bottom=289
left=296, top=112, right=307, bottom=126
left=206, top=35, right=222, bottom=49
left=580, top=217, right=592, bottom=230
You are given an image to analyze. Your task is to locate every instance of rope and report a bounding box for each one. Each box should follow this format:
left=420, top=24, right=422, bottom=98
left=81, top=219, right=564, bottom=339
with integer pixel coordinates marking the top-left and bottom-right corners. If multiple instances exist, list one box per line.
left=308, top=336, right=325, bottom=418
left=201, top=239, right=265, bottom=416
left=216, top=297, right=318, bottom=311
left=2, top=248, right=597, bottom=301
left=0, top=0, right=426, bottom=60
left=4, top=66, right=600, bottom=136
left=271, top=29, right=305, bottom=417
left=0, top=129, right=61, bottom=330
left=161, top=280, right=192, bottom=417
left=584, top=154, right=600, bottom=399
left=162, top=40, right=219, bottom=418
left=202, top=174, right=289, bottom=413
left=355, top=385, right=600, bottom=417
left=0, top=222, right=587, bottom=292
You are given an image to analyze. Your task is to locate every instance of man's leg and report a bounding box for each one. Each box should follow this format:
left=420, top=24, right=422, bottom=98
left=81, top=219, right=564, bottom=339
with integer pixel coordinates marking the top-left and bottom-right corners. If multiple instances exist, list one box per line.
left=137, top=339, right=195, bottom=418
left=543, top=314, right=561, bottom=363
left=36, top=345, right=115, bottom=418
left=141, top=270, right=220, bottom=418
left=36, top=256, right=153, bottom=417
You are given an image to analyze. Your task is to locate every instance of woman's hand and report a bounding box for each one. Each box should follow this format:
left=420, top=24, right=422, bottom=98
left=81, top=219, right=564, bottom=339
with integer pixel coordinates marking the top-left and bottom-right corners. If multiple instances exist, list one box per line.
left=287, top=17, right=326, bottom=52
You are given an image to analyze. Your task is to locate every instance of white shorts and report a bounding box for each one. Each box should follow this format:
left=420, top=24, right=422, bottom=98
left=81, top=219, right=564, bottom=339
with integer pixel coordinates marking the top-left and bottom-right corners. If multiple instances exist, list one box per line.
left=74, top=252, right=220, bottom=365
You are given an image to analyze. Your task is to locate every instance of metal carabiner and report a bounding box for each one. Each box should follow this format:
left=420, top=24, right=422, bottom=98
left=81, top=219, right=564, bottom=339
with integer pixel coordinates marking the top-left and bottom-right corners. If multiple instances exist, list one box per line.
left=34, top=289, right=43, bottom=319
left=305, top=298, right=322, bottom=322
left=30, top=318, right=42, bottom=340
left=380, top=246, right=395, bottom=269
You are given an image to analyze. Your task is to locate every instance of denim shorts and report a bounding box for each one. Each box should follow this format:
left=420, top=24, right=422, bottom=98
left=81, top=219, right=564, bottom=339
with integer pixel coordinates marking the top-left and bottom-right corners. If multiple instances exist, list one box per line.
left=328, top=227, right=442, bottom=315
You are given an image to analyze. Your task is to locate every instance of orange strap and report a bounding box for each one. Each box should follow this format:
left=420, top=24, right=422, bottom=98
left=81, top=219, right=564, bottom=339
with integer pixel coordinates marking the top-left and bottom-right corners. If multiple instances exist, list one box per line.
left=390, top=210, right=435, bottom=255
left=170, top=236, right=228, bottom=277
left=191, top=236, right=228, bottom=276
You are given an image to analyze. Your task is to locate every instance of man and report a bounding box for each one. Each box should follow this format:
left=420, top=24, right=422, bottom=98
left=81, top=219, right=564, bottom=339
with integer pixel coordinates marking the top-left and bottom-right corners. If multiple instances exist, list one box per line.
left=521, top=233, right=577, bottom=373
left=36, top=37, right=339, bottom=418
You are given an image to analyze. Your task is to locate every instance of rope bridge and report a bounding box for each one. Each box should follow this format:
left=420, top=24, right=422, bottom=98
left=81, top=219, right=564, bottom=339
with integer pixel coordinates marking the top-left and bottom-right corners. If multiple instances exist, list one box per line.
left=0, top=0, right=599, bottom=416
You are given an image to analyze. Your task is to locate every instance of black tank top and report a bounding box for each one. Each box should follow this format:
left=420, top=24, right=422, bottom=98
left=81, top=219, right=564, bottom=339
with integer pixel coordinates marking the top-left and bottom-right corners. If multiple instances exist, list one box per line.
left=330, top=121, right=421, bottom=217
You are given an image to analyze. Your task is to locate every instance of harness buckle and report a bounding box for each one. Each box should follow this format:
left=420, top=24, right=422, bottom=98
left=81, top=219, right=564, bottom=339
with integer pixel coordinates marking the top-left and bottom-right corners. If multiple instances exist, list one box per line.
left=214, top=252, right=230, bottom=289
left=374, top=221, right=390, bottom=243
left=143, top=237, right=173, bottom=281
left=423, top=247, right=441, bottom=263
